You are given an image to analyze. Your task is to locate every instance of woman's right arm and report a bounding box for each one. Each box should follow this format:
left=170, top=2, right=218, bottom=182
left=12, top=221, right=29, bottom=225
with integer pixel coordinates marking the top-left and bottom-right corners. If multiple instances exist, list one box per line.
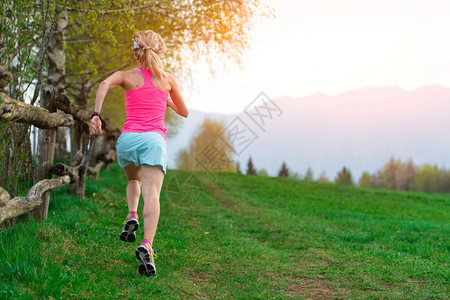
left=167, top=73, right=189, bottom=118
left=90, top=71, right=125, bottom=135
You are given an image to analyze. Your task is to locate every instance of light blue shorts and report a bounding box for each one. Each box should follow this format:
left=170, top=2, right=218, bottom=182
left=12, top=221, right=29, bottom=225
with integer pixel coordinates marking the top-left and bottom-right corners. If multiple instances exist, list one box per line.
left=116, top=131, right=167, bottom=174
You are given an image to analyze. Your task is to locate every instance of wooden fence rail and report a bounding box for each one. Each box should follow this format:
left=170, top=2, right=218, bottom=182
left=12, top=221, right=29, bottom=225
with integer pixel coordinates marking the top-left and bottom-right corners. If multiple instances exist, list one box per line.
left=0, top=69, right=119, bottom=225
left=0, top=91, right=74, bottom=128
left=0, top=177, right=70, bottom=224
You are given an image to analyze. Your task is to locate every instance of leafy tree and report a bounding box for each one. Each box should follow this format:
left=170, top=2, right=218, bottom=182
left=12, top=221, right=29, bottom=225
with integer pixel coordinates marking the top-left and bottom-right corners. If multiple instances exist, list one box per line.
left=236, top=162, right=242, bottom=174
left=0, top=0, right=66, bottom=195
left=62, top=0, right=271, bottom=165
left=414, top=164, right=440, bottom=193
left=246, top=157, right=257, bottom=175
left=278, top=162, right=289, bottom=178
left=289, top=171, right=300, bottom=180
left=372, top=158, right=418, bottom=191
left=317, top=172, right=329, bottom=183
left=335, top=167, right=354, bottom=186
left=258, top=168, right=269, bottom=177
left=304, top=167, right=314, bottom=181
left=63, top=1, right=272, bottom=117
left=380, top=158, right=401, bottom=190
left=358, top=172, right=373, bottom=188
left=439, top=169, right=450, bottom=193
left=176, top=119, right=234, bottom=172
left=397, top=160, right=417, bottom=191
left=1, top=0, right=67, bottom=102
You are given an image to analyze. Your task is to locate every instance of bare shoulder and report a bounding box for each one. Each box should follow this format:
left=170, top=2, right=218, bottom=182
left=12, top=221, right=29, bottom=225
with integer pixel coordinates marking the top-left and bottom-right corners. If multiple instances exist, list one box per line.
left=108, top=70, right=132, bottom=82
left=165, top=72, right=179, bottom=87
left=165, top=72, right=175, bottom=80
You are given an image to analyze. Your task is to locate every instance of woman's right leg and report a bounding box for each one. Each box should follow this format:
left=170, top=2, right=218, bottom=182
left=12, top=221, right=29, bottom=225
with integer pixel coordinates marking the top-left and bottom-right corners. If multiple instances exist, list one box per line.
left=123, top=164, right=142, bottom=212
left=135, top=165, right=164, bottom=277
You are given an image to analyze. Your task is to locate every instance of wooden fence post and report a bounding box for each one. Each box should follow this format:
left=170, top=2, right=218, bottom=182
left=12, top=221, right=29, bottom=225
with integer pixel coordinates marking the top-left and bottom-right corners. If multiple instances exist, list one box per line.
left=76, top=134, right=92, bottom=199
left=31, top=86, right=57, bottom=220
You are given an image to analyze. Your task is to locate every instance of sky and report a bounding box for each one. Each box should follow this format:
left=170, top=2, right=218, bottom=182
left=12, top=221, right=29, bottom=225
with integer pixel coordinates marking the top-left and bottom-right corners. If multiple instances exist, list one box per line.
left=184, top=0, right=450, bottom=114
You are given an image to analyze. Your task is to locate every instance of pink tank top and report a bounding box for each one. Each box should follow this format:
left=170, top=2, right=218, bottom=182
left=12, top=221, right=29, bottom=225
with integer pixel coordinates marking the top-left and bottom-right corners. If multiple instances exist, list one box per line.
left=122, top=68, right=168, bottom=140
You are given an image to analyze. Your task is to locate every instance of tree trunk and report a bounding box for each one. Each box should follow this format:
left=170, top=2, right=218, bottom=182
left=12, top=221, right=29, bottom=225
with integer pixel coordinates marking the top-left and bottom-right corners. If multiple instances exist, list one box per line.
left=48, top=11, right=68, bottom=162
left=0, top=65, right=12, bottom=90
left=55, top=127, right=68, bottom=162
left=31, top=87, right=57, bottom=221
left=47, top=12, right=67, bottom=93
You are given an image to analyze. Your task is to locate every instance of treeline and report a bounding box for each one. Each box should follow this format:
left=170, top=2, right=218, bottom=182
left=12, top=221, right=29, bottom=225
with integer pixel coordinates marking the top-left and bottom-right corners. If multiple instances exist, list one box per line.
left=175, top=119, right=448, bottom=194
left=244, top=157, right=450, bottom=194
left=358, top=158, right=450, bottom=193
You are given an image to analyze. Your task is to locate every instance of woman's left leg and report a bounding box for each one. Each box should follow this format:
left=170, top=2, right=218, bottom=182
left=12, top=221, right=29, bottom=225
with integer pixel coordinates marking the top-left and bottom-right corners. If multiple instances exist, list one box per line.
left=122, top=163, right=142, bottom=212
left=120, top=164, right=142, bottom=242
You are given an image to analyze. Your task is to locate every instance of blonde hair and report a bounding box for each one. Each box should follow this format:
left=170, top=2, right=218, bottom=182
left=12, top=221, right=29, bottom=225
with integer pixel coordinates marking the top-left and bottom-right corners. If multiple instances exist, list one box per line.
left=132, top=30, right=167, bottom=78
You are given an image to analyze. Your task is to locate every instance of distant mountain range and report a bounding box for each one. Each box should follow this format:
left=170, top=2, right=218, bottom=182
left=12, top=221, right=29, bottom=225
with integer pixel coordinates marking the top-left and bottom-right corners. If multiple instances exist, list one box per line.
left=167, top=85, right=450, bottom=180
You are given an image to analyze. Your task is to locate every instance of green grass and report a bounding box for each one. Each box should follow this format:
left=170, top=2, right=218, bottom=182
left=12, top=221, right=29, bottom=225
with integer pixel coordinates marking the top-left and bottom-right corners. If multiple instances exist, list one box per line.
left=1, top=163, right=449, bottom=299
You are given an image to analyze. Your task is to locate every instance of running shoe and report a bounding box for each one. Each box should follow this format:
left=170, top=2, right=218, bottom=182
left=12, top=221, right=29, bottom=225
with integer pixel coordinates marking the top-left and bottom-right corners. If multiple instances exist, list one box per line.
left=136, top=239, right=157, bottom=276
left=120, top=211, right=139, bottom=242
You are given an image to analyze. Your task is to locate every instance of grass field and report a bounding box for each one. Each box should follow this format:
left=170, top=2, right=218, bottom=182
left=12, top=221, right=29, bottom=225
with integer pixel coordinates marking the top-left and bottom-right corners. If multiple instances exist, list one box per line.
left=1, top=163, right=449, bottom=299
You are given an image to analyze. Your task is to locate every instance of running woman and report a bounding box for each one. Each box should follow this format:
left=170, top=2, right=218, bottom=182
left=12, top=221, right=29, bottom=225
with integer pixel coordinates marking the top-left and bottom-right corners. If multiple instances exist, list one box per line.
left=89, top=30, right=189, bottom=276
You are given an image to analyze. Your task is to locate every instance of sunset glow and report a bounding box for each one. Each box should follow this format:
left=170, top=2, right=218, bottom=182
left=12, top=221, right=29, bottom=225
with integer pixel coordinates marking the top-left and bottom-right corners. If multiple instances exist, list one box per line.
left=187, top=0, right=450, bottom=113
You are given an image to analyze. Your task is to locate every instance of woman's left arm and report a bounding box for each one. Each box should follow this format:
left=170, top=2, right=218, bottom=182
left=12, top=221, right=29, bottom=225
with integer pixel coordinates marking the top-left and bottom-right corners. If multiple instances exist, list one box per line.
left=167, top=73, right=189, bottom=118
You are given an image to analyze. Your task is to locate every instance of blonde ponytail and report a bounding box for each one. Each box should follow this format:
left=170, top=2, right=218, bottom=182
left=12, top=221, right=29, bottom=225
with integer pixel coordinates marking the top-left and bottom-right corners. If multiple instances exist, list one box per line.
left=132, top=30, right=167, bottom=78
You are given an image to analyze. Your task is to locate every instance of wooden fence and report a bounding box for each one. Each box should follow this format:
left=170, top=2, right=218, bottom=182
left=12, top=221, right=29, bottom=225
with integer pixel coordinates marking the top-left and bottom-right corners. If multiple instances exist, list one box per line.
left=0, top=71, right=119, bottom=225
